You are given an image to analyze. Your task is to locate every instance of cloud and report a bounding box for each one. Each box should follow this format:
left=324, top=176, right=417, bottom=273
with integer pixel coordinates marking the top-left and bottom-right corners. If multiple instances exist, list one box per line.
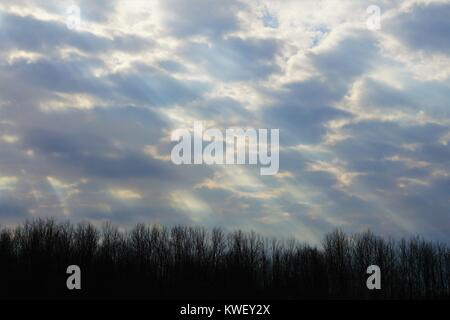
left=108, top=64, right=208, bottom=106
left=159, top=0, right=243, bottom=38
left=311, top=30, right=379, bottom=81
left=386, top=2, right=450, bottom=54
left=0, top=196, right=31, bottom=220
left=0, top=13, right=151, bottom=54
left=0, top=0, right=449, bottom=243
left=182, top=36, right=281, bottom=81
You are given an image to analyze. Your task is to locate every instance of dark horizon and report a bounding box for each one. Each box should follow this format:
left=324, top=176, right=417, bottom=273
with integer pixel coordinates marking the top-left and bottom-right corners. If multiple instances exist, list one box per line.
left=1, top=218, right=448, bottom=300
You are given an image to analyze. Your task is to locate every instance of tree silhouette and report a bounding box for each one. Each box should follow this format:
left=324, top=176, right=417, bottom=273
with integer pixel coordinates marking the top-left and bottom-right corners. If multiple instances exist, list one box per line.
left=0, top=219, right=448, bottom=299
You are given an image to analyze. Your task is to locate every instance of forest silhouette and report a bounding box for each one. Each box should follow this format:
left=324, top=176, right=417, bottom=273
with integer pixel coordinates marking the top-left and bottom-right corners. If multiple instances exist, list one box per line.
left=0, top=219, right=448, bottom=299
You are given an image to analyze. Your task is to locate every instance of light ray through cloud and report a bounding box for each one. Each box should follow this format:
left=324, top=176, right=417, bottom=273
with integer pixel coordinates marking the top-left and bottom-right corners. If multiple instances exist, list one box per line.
left=0, top=0, right=449, bottom=243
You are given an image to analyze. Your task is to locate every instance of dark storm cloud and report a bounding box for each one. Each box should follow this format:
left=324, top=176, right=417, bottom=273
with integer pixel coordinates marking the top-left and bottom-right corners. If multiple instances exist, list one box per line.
left=1, top=57, right=203, bottom=110
left=0, top=196, right=31, bottom=219
left=22, top=126, right=174, bottom=180
left=0, top=13, right=152, bottom=54
left=329, top=120, right=449, bottom=190
left=157, top=60, right=187, bottom=73
left=354, top=78, right=450, bottom=118
left=386, top=3, right=450, bottom=54
left=353, top=78, right=411, bottom=110
left=311, top=31, right=378, bottom=82
left=380, top=189, right=450, bottom=242
left=264, top=80, right=350, bottom=145
left=319, top=118, right=450, bottom=240
left=337, top=121, right=447, bottom=155
left=3, top=57, right=108, bottom=95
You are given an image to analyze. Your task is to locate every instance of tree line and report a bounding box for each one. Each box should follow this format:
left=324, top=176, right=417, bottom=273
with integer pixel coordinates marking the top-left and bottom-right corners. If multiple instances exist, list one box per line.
left=0, top=219, right=448, bottom=299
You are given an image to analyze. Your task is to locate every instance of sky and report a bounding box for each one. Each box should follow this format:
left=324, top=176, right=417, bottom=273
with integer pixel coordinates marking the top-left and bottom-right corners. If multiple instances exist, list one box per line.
left=0, top=0, right=449, bottom=244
